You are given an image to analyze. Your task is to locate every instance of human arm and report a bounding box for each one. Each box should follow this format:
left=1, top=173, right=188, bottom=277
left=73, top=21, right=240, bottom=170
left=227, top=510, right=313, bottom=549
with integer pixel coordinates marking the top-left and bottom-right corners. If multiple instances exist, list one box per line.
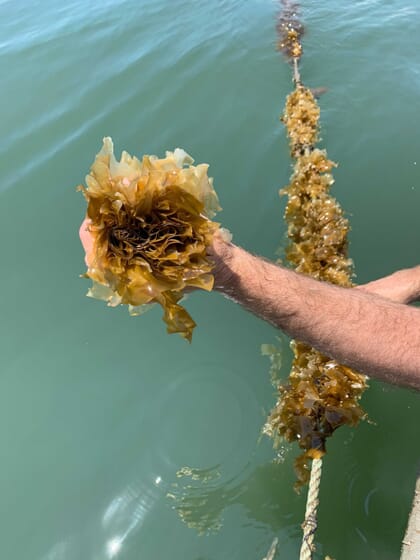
left=79, top=219, right=420, bottom=390
left=356, top=267, right=420, bottom=304
left=209, top=236, right=420, bottom=391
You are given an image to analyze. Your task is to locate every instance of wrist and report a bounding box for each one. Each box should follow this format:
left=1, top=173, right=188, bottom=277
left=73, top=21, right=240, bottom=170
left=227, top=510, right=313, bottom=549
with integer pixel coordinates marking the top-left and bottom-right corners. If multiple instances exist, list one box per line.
left=407, top=265, right=420, bottom=302
left=208, top=234, right=241, bottom=293
left=391, top=266, right=420, bottom=304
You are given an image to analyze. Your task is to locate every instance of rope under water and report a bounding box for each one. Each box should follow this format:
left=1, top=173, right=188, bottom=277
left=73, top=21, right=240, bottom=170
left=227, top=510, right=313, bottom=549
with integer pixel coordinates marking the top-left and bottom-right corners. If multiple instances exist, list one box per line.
left=299, top=458, right=323, bottom=560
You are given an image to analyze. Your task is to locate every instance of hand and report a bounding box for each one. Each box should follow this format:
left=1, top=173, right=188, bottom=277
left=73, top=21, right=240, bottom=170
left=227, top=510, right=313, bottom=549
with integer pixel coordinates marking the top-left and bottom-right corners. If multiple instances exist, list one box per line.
left=79, top=218, right=94, bottom=267
left=79, top=218, right=228, bottom=290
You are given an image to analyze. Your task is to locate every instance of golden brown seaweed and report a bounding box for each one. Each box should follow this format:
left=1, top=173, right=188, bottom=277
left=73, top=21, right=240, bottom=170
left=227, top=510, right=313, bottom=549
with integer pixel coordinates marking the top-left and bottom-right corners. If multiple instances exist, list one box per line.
left=276, top=0, right=304, bottom=61
left=265, top=3, right=368, bottom=488
left=282, top=87, right=320, bottom=157
left=79, top=138, right=222, bottom=341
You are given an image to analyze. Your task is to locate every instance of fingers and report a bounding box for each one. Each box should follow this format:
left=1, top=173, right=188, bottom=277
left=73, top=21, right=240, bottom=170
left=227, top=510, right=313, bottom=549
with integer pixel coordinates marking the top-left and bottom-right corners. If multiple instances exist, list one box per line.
left=79, top=218, right=94, bottom=267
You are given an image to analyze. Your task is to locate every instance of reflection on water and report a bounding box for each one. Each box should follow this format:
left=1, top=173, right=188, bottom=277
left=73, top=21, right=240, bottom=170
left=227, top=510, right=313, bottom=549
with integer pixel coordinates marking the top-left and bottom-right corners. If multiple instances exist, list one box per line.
left=167, top=461, right=300, bottom=535
left=102, top=477, right=164, bottom=558
left=176, top=465, right=222, bottom=483
left=363, top=487, right=378, bottom=518
left=44, top=540, right=72, bottom=560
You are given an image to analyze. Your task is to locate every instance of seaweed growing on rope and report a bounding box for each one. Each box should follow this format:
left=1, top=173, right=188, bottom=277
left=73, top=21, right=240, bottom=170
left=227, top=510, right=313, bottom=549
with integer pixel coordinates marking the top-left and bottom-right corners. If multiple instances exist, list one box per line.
left=276, top=0, right=304, bottom=61
left=264, top=1, right=368, bottom=489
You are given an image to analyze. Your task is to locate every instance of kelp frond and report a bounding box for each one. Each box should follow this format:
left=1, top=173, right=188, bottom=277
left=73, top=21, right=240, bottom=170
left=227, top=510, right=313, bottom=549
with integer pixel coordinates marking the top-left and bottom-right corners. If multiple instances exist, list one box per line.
left=79, top=137, right=222, bottom=341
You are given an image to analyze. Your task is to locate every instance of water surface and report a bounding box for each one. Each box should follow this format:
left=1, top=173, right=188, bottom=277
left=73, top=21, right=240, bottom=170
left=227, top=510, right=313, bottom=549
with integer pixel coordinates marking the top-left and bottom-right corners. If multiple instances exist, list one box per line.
left=1, top=1, right=419, bottom=559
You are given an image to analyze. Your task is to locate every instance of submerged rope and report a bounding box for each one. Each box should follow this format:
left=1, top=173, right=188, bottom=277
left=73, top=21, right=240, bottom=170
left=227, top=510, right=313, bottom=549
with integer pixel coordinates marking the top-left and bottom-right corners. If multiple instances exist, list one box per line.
left=299, top=458, right=323, bottom=560
left=261, top=537, right=279, bottom=560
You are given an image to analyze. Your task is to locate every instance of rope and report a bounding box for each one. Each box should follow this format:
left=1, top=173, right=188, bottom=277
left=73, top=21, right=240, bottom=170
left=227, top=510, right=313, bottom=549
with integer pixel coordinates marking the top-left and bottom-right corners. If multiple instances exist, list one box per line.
left=261, top=537, right=278, bottom=560
left=293, top=57, right=301, bottom=86
left=299, top=458, right=323, bottom=560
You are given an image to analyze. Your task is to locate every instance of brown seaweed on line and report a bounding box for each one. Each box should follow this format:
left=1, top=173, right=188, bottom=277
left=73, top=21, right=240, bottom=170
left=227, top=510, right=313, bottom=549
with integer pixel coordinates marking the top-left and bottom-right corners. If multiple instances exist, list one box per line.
left=264, top=84, right=369, bottom=488
left=276, top=0, right=304, bottom=61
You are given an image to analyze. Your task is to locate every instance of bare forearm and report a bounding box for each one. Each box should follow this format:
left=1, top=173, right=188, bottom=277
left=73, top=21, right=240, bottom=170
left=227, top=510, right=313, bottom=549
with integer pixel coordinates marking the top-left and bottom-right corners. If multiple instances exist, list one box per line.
left=357, top=266, right=420, bottom=304
left=211, top=240, right=420, bottom=391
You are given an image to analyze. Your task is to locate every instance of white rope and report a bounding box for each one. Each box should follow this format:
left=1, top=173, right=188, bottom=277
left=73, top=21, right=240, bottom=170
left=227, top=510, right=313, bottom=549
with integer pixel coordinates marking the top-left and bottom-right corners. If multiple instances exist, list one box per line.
left=299, top=458, right=323, bottom=560
left=293, top=57, right=301, bottom=85
left=261, top=537, right=278, bottom=560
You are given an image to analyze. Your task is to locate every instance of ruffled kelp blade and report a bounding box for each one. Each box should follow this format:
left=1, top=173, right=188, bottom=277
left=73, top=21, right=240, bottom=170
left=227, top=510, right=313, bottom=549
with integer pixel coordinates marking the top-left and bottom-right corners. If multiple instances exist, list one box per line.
left=78, top=137, right=223, bottom=341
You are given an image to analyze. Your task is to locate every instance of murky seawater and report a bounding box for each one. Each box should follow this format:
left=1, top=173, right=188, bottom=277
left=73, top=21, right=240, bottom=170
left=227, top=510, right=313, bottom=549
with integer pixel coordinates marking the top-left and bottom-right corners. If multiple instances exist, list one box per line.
left=1, top=1, right=419, bottom=559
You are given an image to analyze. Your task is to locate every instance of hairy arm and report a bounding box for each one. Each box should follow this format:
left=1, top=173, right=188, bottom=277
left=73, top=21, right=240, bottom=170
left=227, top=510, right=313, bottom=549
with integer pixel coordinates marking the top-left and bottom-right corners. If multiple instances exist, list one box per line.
left=210, top=237, right=420, bottom=391
left=79, top=219, right=420, bottom=390
left=356, top=267, right=420, bottom=304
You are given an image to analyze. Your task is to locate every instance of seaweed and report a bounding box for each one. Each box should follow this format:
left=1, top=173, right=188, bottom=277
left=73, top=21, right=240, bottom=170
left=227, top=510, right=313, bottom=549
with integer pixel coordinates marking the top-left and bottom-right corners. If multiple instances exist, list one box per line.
left=276, top=0, right=304, bottom=61
left=265, top=2, right=368, bottom=488
left=79, top=137, right=222, bottom=341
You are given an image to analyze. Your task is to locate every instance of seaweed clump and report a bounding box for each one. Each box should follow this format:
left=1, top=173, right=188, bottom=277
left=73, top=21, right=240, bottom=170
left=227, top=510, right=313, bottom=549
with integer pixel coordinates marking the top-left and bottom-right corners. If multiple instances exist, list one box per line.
left=282, top=87, right=320, bottom=157
left=79, top=137, right=222, bottom=341
left=264, top=2, right=368, bottom=489
left=276, top=0, right=304, bottom=61
left=281, top=121, right=352, bottom=286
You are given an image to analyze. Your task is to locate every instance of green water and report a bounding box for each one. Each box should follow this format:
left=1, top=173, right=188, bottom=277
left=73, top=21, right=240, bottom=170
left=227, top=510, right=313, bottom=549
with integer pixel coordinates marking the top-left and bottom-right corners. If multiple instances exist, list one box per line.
left=1, top=1, right=419, bottom=559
